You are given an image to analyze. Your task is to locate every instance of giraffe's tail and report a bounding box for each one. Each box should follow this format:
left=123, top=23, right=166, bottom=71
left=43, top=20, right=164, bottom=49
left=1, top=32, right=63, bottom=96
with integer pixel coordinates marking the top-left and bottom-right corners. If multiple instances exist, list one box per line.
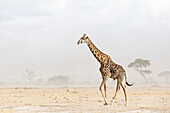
left=126, top=81, right=133, bottom=86
left=125, top=73, right=133, bottom=86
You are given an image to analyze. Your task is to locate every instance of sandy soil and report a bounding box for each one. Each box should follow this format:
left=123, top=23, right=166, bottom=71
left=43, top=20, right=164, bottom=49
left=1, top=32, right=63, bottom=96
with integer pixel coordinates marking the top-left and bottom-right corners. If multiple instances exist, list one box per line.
left=0, top=86, right=169, bottom=113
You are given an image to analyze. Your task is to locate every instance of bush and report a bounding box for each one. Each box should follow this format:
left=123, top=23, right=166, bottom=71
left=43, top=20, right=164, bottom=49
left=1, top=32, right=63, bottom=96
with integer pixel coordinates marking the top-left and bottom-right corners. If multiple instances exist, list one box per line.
left=47, top=75, right=70, bottom=85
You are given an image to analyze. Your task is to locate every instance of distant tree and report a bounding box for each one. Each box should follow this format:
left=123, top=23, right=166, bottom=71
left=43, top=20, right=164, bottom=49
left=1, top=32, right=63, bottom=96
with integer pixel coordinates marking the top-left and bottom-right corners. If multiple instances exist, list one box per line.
left=23, top=69, right=37, bottom=83
left=158, top=71, right=170, bottom=82
left=128, top=58, right=152, bottom=81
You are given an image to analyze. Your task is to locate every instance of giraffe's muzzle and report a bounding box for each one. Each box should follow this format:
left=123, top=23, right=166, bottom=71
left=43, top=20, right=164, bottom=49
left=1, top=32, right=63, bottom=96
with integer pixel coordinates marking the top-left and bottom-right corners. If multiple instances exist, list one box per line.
left=77, top=40, right=81, bottom=45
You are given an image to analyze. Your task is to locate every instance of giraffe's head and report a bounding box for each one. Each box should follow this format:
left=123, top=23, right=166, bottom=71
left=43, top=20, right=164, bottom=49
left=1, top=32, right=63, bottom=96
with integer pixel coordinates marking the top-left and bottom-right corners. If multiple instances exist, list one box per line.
left=77, top=34, right=89, bottom=45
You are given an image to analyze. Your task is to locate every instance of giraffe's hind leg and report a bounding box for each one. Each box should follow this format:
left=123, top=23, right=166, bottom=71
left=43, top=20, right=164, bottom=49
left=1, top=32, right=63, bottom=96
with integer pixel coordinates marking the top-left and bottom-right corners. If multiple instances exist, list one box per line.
left=119, top=72, right=128, bottom=106
left=121, top=82, right=128, bottom=106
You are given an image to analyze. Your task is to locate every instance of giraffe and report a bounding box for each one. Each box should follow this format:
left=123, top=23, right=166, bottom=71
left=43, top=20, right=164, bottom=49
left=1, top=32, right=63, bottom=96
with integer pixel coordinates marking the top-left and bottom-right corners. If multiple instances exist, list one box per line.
left=77, top=34, right=133, bottom=106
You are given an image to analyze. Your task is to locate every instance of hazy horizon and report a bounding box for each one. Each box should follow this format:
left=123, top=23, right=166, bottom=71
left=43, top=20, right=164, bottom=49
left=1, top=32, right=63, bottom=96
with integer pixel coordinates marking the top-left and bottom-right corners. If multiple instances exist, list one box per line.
left=0, top=0, right=170, bottom=85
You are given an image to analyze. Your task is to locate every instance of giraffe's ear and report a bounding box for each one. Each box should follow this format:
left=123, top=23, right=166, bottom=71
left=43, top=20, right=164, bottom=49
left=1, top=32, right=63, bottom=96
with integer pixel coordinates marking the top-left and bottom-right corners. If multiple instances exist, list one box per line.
left=85, top=36, right=88, bottom=39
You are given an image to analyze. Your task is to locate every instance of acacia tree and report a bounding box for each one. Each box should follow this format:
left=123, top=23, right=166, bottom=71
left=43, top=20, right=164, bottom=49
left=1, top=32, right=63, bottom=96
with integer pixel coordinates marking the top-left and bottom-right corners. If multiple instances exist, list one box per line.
left=128, top=58, right=152, bottom=81
left=23, top=69, right=37, bottom=84
left=158, top=71, right=170, bottom=83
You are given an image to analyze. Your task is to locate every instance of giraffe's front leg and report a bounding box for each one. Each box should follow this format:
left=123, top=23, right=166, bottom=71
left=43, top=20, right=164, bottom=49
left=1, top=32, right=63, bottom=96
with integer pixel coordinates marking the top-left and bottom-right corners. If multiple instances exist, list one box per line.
left=111, top=79, right=120, bottom=105
left=104, top=82, right=107, bottom=99
left=99, top=79, right=108, bottom=105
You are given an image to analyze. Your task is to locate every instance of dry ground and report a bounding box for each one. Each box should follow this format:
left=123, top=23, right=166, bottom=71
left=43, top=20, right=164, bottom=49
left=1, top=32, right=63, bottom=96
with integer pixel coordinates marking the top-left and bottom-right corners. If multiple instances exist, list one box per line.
left=0, top=86, right=170, bottom=113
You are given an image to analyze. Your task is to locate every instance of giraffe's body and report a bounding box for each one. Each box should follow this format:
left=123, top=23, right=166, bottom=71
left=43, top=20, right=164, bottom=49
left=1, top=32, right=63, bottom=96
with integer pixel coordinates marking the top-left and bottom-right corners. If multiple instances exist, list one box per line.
left=87, top=38, right=124, bottom=79
left=77, top=34, right=133, bottom=105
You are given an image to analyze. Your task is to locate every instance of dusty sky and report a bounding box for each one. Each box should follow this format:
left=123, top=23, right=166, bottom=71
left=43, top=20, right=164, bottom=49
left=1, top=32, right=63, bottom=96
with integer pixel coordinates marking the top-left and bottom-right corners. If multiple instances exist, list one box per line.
left=0, top=0, right=170, bottom=83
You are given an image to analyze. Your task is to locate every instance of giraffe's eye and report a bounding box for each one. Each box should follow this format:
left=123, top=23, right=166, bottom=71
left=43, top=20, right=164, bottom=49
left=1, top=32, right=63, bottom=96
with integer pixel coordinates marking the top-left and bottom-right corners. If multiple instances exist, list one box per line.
left=81, top=40, right=85, bottom=43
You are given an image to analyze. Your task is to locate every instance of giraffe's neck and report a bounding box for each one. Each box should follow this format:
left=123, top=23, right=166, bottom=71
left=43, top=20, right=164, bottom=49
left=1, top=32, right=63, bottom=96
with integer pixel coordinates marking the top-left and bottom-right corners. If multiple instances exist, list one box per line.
left=86, top=39, right=107, bottom=64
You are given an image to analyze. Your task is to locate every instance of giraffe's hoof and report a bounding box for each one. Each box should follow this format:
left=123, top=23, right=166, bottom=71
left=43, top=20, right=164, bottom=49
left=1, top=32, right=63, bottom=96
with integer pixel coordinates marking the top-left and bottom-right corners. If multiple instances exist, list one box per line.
left=104, top=103, right=108, bottom=105
left=111, top=100, right=115, bottom=105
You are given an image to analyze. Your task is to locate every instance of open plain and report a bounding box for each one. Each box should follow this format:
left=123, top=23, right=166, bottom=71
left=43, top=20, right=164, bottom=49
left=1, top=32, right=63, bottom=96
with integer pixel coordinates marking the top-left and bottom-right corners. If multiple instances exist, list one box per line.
left=0, top=86, right=169, bottom=113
